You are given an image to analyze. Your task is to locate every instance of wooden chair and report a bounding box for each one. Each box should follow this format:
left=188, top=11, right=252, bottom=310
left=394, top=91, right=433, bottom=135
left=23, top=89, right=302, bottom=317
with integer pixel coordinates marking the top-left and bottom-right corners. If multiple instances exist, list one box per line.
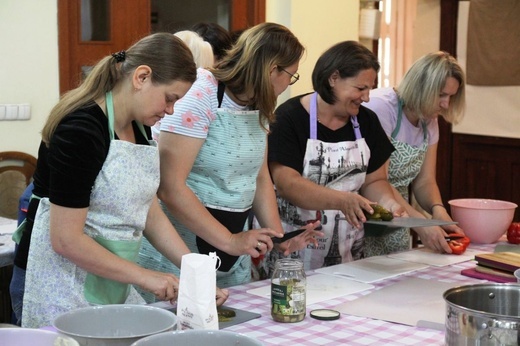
left=0, top=151, right=37, bottom=220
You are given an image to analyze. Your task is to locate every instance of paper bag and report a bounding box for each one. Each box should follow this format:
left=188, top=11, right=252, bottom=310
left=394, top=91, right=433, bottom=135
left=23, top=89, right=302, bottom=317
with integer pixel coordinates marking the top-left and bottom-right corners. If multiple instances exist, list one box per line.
left=177, top=252, right=220, bottom=330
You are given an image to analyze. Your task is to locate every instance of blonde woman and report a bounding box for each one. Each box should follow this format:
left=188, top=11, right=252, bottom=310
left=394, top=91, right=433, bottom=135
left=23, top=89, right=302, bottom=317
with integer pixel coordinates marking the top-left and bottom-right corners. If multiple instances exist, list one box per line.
left=364, top=51, right=466, bottom=256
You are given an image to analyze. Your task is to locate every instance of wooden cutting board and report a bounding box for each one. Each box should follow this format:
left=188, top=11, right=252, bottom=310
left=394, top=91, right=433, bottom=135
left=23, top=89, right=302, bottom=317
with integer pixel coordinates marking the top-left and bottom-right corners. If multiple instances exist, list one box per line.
left=475, top=252, right=520, bottom=273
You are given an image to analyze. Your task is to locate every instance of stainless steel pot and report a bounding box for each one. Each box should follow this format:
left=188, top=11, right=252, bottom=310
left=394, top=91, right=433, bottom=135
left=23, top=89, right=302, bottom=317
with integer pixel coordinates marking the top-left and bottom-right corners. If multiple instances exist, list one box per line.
left=444, top=283, right=520, bottom=345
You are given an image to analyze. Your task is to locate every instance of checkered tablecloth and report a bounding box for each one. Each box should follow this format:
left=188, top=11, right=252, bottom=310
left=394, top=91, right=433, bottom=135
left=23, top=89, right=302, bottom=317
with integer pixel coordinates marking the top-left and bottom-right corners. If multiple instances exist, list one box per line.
left=223, top=243, right=494, bottom=346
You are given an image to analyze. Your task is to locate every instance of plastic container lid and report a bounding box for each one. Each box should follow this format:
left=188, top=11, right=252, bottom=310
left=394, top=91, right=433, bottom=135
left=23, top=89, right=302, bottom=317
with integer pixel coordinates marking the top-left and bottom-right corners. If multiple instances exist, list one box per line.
left=309, top=309, right=340, bottom=321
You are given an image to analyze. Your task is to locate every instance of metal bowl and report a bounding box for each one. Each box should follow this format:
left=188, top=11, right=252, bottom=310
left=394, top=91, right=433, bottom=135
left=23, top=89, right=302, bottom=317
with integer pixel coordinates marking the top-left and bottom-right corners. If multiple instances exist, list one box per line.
left=0, top=327, right=80, bottom=346
left=53, top=304, right=177, bottom=346
left=131, top=330, right=263, bottom=346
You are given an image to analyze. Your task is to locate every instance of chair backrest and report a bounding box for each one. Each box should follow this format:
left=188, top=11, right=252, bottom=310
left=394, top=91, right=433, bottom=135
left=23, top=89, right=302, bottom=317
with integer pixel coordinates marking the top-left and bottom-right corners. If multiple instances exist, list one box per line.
left=0, top=151, right=37, bottom=219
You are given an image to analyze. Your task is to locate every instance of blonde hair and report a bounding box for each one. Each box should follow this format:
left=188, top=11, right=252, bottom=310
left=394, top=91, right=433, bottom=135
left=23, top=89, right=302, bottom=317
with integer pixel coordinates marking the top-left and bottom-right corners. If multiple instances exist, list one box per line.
left=397, top=51, right=466, bottom=124
left=174, top=30, right=214, bottom=68
left=41, top=33, right=196, bottom=145
left=211, top=22, right=304, bottom=126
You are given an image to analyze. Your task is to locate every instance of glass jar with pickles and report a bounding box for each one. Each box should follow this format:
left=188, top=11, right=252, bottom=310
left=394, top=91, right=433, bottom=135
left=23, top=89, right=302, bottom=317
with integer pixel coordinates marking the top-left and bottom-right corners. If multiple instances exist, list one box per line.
left=271, top=258, right=306, bottom=322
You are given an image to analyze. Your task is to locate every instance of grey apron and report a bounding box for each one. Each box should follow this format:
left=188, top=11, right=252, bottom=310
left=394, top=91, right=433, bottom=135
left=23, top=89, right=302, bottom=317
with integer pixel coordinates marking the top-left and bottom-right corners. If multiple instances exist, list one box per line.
left=22, top=92, right=160, bottom=328
left=364, top=99, right=428, bottom=257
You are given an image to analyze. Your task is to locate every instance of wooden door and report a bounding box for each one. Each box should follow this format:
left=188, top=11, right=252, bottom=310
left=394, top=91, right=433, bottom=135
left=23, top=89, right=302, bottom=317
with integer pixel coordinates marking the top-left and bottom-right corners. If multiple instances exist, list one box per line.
left=59, top=0, right=265, bottom=95
left=58, top=0, right=151, bottom=94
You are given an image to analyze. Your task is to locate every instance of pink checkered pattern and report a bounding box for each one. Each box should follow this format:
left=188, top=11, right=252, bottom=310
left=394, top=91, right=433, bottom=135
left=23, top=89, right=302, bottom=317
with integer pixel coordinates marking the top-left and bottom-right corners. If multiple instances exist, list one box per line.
left=225, top=243, right=493, bottom=346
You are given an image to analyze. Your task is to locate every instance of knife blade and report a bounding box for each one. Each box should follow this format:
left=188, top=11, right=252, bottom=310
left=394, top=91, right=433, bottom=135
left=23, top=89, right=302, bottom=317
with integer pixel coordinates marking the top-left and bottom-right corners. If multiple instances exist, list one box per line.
left=272, top=228, right=306, bottom=243
left=364, top=217, right=457, bottom=228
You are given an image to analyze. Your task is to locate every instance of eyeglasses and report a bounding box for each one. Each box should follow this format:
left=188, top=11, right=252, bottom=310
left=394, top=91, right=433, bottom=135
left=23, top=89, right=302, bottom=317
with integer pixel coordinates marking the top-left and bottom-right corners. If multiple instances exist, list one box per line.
left=281, top=68, right=300, bottom=85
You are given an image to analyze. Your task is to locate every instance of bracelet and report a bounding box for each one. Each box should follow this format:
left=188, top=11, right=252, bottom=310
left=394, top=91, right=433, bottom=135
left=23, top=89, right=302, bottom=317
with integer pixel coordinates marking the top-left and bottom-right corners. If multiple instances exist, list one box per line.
left=430, top=203, right=445, bottom=214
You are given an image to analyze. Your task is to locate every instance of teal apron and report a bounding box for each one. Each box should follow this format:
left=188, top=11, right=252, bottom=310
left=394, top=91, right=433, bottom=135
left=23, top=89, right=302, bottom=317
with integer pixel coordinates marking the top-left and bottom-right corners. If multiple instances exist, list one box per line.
left=138, top=99, right=265, bottom=293
left=22, top=92, right=160, bottom=328
left=364, top=99, right=428, bottom=257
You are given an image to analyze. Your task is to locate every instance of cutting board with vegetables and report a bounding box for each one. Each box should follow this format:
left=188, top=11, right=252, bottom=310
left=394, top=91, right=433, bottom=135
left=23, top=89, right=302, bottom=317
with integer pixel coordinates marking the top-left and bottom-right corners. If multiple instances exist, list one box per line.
left=150, top=302, right=261, bottom=329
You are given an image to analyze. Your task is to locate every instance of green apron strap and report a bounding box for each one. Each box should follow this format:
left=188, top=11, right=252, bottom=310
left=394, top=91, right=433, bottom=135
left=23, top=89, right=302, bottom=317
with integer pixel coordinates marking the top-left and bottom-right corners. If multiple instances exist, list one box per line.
left=106, top=91, right=147, bottom=140
left=12, top=193, right=41, bottom=244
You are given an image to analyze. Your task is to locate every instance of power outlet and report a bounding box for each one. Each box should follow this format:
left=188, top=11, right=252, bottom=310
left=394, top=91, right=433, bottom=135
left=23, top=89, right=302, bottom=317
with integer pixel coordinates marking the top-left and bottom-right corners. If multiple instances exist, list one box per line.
left=18, top=104, right=31, bottom=120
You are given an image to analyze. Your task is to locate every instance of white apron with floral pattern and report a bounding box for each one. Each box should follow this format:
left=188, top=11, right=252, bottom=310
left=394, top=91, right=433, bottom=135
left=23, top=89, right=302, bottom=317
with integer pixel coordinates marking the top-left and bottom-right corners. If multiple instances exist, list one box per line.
left=270, top=92, right=369, bottom=272
left=364, top=99, right=428, bottom=257
left=22, top=92, right=159, bottom=328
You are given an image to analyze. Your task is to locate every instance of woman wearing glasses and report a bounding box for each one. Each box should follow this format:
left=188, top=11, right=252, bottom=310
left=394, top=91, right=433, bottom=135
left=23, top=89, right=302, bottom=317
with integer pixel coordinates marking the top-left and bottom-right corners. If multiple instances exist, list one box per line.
left=257, top=41, right=405, bottom=274
left=139, top=23, right=321, bottom=289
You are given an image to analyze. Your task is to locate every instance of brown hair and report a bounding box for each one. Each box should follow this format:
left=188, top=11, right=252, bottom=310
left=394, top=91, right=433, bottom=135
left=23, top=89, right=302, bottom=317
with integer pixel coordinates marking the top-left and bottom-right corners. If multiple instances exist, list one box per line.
left=211, top=22, right=304, bottom=126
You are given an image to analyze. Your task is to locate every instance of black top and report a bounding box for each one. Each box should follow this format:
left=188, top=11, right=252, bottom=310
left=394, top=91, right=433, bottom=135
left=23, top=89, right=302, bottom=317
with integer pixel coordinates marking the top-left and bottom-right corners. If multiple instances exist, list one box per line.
left=15, top=103, right=150, bottom=269
left=268, top=94, right=395, bottom=175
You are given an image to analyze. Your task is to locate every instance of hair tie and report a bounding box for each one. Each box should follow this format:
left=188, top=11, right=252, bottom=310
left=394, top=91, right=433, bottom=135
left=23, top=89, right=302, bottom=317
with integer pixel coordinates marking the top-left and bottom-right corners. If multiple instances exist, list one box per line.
left=111, top=50, right=126, bottom=63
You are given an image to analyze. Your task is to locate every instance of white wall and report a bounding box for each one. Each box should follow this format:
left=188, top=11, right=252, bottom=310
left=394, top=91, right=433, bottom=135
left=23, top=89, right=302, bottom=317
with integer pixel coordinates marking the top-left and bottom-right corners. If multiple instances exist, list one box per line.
left=0, top=0, right=59, bottom=157
left=412, top=0, right=440, bottom=61
left=267, top=0, right=360, bottom=105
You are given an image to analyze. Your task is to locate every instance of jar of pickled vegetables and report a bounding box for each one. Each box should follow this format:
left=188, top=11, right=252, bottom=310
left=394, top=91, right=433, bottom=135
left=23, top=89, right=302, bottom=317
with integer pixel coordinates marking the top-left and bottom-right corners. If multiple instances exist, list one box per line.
left=271, top=258, right=306, bottom=322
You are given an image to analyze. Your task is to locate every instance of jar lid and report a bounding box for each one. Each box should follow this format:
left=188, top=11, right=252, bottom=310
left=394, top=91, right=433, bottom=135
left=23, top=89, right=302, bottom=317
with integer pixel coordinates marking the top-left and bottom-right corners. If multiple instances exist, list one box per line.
left=310, top=309, right=340, bottom=321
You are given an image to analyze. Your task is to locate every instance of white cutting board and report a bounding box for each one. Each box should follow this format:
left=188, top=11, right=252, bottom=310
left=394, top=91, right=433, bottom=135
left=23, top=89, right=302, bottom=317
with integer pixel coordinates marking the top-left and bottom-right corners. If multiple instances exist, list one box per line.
left=246, top=273, right=374, bottom=305
left=314, top=256, right=429, bottom=283
left=388, top=247, right=483, bottom=267
left=336, top=277, right=458, bottom=330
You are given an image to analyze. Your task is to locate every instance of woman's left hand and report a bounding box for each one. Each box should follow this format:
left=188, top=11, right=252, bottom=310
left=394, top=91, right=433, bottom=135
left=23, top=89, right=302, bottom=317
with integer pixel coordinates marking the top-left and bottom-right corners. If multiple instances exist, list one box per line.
left=277, top=221, right=323, bottom=256
left=216, top=287, right=229, bottom=306
left=414, top=226, right=453, bottom=253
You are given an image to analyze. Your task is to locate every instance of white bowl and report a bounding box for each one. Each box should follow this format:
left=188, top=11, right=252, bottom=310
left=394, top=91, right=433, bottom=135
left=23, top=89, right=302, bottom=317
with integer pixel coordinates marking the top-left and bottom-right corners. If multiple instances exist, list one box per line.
left=53, top=304, right=177, bottom=346
left=0, top=327, right=80, bottom=346
left=131, top=330, right=263, bottom=346
left=448, top=198, right=517, bottom=244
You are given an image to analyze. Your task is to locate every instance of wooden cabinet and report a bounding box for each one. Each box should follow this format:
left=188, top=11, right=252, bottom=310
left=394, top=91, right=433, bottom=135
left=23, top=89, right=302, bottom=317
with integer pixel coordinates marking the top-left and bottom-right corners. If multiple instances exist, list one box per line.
left=450, top=134, right=520, bottom=221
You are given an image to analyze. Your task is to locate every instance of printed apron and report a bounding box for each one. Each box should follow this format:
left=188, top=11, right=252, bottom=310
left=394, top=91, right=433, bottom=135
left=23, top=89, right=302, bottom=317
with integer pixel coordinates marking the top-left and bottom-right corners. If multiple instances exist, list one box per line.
left=267, top=92, right=369, bottom=273
left=22, top=92, right=160, bottom=328
left=138, top=106, right=265, bottom=293
left=364, top=99, right=428, bottom=257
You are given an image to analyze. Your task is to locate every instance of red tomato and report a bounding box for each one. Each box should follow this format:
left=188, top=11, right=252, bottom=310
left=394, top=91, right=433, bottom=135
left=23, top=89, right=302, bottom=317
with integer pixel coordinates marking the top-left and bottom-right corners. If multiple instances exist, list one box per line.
left=507, top=222, right=520, bottom=244
left=448, top=235, right=471, bottom=255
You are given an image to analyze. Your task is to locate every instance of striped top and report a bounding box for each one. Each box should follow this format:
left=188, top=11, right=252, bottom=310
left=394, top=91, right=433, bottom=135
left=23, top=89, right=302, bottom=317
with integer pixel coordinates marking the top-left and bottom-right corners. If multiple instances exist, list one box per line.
left=157, top=68, right=267, bottom=211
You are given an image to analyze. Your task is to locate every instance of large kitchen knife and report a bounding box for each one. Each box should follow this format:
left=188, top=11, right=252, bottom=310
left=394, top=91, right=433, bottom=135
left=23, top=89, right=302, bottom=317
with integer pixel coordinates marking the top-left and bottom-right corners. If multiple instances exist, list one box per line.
left=364, top=217, right=457, bottom=228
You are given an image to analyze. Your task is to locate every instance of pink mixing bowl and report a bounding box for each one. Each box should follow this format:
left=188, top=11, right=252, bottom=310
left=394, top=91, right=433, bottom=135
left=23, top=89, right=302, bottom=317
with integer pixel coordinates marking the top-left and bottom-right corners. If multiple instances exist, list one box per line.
left=448, top=199, right=518, bottom=244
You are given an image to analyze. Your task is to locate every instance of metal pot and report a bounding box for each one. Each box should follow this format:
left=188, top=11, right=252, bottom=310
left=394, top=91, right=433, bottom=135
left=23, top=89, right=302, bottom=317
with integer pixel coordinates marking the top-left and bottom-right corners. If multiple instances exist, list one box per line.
left=444, top=283, right=520, bottom=345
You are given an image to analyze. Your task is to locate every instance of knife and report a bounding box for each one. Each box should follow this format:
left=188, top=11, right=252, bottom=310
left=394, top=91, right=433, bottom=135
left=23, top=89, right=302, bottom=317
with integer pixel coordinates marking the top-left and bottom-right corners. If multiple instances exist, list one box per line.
left=364, top=217, right=457, bottom=228
left=416, top=235, right=467, bottom=245
left=272, top=228, right=306, bottom=243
